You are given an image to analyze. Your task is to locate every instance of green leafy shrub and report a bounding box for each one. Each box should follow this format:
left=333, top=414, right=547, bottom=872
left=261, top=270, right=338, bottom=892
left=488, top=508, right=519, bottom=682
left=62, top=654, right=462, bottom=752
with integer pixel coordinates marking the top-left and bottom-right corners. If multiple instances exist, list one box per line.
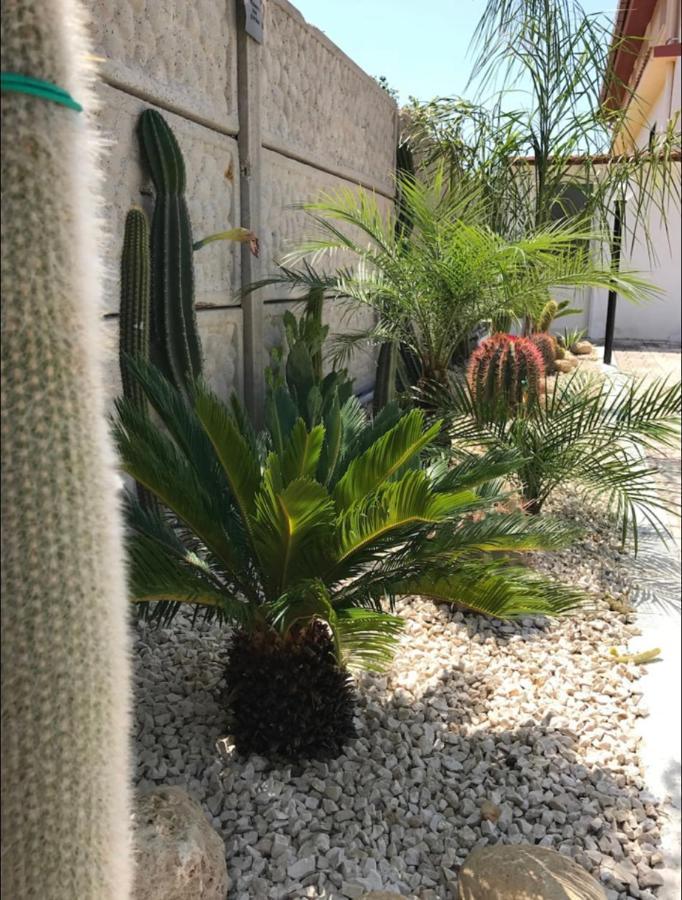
left=114, top=360, right=584, bottom=758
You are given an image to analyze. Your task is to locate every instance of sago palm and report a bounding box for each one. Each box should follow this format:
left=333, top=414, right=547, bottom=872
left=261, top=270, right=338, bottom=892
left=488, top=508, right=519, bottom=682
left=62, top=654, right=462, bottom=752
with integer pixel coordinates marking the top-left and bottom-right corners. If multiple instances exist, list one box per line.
left=114, top=359, right=586, bottom=758
left=429, top=370, right=681, bottom=549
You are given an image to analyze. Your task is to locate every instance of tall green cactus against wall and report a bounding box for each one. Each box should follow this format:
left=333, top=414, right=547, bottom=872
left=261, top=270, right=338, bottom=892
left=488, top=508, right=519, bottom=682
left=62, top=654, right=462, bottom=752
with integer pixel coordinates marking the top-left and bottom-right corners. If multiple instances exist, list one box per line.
left=1, top=0, right=131, bottom=897
left=120, top=206, right=158, bottom=510
left=138, top=109, right=201, bottom=392
left=120, top=206, right=151, bottom=408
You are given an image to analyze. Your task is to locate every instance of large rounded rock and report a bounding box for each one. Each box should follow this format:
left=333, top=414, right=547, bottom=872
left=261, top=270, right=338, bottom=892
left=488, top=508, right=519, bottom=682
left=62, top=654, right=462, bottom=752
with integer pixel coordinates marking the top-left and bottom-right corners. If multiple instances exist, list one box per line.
left=555, top=357, right=579, bottom=373
left=132, top=786, right=228, bottom=900
left=458, top=844, right=607, bottom=900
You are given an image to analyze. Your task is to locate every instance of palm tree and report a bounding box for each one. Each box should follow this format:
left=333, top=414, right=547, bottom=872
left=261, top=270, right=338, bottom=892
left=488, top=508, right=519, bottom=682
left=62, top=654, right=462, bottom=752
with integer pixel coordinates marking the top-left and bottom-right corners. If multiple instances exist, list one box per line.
left=407, top=0, right=681, bottom=253
left=250, top=171, right=657, bottom=398
left=427, top=369, right=681, bottom=549
left=114, top=358, right=585, bottom=759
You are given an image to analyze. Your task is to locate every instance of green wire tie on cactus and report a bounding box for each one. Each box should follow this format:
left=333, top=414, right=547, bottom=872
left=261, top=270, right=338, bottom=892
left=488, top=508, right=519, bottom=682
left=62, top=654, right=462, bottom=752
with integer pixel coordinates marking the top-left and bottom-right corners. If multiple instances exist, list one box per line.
left=1, top=72, right=83, bottom=112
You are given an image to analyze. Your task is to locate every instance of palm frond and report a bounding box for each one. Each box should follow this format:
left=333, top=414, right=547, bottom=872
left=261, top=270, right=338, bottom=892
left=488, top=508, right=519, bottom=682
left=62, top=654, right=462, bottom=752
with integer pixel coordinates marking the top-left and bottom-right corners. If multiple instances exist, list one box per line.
left=334, top=409, right=441, bottom=509
left=437, top=369, right=681, bottom=547
left=113, top=398, right=243, bottom=572
left=194, top=381, right=262, bottom=529
left=394, top=560, right=584, bottom=618
left=335, top=608, right=405, bottom=672
left=252, top=474, right=335, bottom=600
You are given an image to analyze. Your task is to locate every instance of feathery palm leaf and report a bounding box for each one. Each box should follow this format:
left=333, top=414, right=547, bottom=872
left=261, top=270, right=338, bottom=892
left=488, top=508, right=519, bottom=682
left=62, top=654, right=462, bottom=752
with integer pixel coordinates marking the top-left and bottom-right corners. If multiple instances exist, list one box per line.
left=430, top=370, right=681, bottom=549
left=248, top=174, right=660, bottom=388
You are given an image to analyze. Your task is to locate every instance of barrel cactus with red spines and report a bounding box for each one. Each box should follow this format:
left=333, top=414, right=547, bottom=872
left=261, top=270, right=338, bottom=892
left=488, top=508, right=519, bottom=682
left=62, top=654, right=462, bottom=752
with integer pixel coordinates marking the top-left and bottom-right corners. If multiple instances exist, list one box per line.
left=530, top=332, right=558, bottom=371
left=467, top=333, right=546, bottom=408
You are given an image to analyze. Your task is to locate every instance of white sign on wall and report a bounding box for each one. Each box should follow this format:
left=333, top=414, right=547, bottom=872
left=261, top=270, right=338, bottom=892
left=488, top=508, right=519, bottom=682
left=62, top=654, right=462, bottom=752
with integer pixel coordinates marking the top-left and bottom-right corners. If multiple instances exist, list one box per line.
left=243, top=0, right=264, bottom=43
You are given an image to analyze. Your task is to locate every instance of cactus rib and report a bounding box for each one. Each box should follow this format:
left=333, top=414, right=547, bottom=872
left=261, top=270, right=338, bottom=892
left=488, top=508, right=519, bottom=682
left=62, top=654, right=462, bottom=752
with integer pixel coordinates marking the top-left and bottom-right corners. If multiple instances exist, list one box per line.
left=137, top=109, right=201, bottom=392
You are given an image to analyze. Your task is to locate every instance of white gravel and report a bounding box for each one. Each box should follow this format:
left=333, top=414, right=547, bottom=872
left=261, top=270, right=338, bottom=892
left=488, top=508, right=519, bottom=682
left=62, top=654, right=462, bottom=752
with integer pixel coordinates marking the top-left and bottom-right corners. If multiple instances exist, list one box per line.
left=133, top=495, right=668, bottom=900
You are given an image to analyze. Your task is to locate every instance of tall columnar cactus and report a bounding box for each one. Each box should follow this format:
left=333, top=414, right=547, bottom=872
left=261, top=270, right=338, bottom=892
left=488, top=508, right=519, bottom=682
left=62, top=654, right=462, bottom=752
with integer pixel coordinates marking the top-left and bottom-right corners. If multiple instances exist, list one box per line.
left=138, top=109, right=201, bottom=392
left=119, top=206, right=151, bottom=408
left=119, top=206, right=158, bottom=510
left=530, top=332, right=559, bottom=371
left=468, top=334, right=546, bottom=407
left=1, top=0, right=131, bottom=897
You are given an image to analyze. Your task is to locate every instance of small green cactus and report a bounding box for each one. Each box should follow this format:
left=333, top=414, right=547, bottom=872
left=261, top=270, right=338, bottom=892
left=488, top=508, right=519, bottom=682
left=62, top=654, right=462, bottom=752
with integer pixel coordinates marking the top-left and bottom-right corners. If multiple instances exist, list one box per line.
left=535, top=299, right=559, bottom=332
left=373, top=342, right=398, bottom=416
left=265, top=298, right=354, bottom=484
left=535, top=298, right=584, bottom=333
left=119, top=206, right=158, bottom=511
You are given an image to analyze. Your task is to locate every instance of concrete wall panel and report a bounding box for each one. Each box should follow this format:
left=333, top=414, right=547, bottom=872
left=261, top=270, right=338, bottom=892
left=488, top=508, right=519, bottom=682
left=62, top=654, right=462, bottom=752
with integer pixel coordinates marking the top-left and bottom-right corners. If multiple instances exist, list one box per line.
left=92, top=0, right=239, bottom=133
left=101, top=307, right=243, bottom=407
left=95, top=84, right=241, bottom=316
left=262, top=0, right=396, bottom=195
left=89, top=0, right=397, bottom=405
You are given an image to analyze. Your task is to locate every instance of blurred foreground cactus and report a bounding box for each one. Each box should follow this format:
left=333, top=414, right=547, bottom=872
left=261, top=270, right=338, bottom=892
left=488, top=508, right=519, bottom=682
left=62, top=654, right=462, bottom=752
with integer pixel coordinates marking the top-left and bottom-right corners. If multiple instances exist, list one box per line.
left=1, top=0, right=131, bottom=896
left=467, top=334, right=546, bottom=408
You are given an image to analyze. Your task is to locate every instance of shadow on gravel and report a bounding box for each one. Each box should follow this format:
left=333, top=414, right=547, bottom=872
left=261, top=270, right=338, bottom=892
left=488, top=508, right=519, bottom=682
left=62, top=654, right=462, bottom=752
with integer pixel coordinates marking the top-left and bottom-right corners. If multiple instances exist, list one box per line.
left=354, top=679, right=666, bottom=900
left=625, top=547, right=682, bottom=615
left=132, top=610, right=663, bottom=900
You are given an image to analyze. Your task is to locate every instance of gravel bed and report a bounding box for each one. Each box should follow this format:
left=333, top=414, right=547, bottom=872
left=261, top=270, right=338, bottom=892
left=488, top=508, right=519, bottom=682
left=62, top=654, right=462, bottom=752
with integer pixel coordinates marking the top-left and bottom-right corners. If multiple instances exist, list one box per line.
left=133, top=496, right=666, bottom=900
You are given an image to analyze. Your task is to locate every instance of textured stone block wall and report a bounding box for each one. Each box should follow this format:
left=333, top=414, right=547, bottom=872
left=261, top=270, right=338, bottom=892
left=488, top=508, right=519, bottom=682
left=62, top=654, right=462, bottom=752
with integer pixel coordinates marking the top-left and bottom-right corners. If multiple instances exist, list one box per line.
left=90, top=0, right=397, bottom=402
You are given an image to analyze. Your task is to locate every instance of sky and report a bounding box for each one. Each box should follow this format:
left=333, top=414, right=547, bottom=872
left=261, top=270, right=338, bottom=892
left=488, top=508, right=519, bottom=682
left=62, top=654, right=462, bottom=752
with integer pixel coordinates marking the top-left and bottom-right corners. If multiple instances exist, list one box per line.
left=292, top=0, right=617, bottom=105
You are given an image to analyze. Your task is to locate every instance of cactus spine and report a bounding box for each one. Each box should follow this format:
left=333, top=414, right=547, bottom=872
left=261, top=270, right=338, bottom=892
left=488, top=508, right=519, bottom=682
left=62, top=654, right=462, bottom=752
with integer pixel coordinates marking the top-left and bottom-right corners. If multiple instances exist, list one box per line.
left=1, top=0, right=131, bottom=896
left=468, top=334, right=546, bottom=407
left=138, top=109, right=201, bottom=392
left=529, top=332, right=558, bottom=371
left=119, top=207, right=150, bottom=408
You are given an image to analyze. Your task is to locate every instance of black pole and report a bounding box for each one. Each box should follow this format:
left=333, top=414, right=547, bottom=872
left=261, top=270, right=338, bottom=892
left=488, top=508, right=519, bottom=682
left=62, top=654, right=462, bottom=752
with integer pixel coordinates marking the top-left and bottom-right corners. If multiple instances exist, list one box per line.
left=603, top=198, right=625, bottom=366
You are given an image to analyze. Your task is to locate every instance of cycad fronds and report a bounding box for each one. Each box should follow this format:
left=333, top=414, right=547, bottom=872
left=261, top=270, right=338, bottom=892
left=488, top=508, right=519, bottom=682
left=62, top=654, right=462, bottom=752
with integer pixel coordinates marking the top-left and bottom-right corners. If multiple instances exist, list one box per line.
left=114, top=361, right=589, bottom=671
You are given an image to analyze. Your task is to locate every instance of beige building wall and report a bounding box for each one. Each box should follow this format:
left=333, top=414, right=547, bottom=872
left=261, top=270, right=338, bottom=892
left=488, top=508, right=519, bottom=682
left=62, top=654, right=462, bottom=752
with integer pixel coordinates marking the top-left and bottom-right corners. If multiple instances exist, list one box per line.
left=587, top=0, right=682, bottom=345
left=91, top=0, right=397, bottom=404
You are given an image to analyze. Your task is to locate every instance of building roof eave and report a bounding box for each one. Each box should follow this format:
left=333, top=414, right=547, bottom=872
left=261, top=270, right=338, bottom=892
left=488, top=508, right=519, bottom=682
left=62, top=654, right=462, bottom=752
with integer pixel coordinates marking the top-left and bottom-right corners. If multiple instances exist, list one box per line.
left=601, top=0, right=659, bottom=113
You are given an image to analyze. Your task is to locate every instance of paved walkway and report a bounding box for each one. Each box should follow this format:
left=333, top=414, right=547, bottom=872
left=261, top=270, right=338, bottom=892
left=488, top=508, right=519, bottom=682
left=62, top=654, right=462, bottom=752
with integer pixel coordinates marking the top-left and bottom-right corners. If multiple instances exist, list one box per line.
left=610, top=346, right=681, bottom=899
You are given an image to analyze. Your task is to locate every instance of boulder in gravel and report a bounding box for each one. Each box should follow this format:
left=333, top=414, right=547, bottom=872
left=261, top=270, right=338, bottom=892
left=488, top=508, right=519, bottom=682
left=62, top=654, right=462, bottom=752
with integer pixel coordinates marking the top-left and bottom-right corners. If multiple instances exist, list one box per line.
left=458, top=844, right=607, bottom=900
left=555, top=357, right=579, bottom=373
left=132, top=786, right=228, bottom=900
left=572, top=340, right=594, bottom=356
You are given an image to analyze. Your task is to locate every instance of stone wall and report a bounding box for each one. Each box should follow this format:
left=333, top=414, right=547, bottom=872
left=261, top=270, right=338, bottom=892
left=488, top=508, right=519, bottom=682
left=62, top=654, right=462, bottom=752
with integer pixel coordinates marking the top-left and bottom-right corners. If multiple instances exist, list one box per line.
left=91, top=0, right=397, bottom=406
